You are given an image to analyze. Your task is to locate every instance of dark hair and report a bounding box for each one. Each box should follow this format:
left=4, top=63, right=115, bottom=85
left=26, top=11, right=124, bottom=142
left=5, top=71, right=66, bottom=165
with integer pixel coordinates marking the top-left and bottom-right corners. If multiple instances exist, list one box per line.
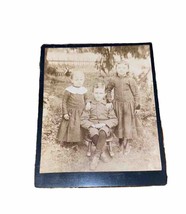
left=92, top=81, right=106, bottom=92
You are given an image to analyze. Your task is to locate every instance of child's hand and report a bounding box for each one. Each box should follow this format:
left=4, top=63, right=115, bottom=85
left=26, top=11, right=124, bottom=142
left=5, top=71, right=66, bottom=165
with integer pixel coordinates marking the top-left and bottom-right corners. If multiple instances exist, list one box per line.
left=106, top=103, right=113, bottom=110
left=99, top=123, right=106, bottom=128
left=107, top=97, right=112, bottom=103
left=135, top=110, right=140, bottom=115
left=135, top=104, right=140, bottom=115
left=85, top=102, right=91, bottom=111
left=94, top=123, right=106, bottom=129
left=64, top=114, right=70, bottom=120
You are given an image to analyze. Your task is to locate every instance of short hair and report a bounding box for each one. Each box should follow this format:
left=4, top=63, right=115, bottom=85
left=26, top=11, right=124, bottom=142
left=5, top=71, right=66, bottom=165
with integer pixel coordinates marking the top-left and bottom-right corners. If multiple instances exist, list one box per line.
left=92, top=81, right=106, bottom=92
left=70, top=70, right=85, bottom=79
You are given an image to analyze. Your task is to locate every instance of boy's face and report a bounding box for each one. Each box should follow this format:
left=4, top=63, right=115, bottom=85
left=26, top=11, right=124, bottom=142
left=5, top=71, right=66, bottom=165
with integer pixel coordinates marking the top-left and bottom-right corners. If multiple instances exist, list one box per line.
left=71, top=73, right=85, bottom=87
left=93, top=88, right=106, bottom=102
left=117, top=63, right=129, bottom=76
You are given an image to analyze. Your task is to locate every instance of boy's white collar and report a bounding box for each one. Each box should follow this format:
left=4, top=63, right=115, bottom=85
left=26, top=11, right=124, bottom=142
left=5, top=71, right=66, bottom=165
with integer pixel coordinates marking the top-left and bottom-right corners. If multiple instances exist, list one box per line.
left=65, top=85, right=87, bottom=94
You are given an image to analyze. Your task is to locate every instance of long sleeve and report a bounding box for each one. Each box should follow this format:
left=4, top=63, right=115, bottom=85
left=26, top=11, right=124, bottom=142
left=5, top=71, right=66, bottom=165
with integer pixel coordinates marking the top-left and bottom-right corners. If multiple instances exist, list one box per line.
left=80, top=110, right=94, bottom=129
left=106, top=80, right=115, bottom=102
left=104, top=105, right=118, bottom=128
left=129, top=78, right=140, bottom=108
left=84, top=92, right=90, bottom=104
left=62, top=90, right=70, bottom=115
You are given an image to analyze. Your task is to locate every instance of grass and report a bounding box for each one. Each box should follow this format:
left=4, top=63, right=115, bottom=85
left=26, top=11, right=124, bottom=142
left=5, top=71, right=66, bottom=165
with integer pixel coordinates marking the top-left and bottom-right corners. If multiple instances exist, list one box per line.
left=40, top=64, right=161, bottom=173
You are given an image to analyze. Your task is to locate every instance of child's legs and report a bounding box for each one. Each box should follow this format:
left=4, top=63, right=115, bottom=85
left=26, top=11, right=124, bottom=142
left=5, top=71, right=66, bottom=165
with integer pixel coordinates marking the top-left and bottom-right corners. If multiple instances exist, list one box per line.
left=99, top=125, right=111, bottom=138
left=90, top=130, right=107, bottom=152
left=91, top=134, right=99, bottom=146
left=96, top=130, right=107, bottom=153
left=89, top=127, right=99, bottom=154
left=89, top=127, right=99, bottom=137
left=119, top=138, right=124, bottom=146
left=90, top=128, right=107, bottom=149
left=89, top=130, right=107, bottom=170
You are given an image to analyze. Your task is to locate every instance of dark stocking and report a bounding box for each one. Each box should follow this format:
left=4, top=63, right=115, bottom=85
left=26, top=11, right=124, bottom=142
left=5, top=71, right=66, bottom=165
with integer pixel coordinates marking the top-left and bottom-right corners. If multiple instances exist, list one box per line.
left=97, top=130, right=107, bottom=153
left=91, top=134, right=99, bottom=146
left=119, top=138, right=124, bottom=146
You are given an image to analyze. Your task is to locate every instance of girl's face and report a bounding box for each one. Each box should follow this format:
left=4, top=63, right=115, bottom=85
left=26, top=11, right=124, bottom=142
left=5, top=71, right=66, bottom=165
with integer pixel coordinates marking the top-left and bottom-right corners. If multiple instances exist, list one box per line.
left=117, top=63, right=129, bottom=77
left=71, top=73, right=85, bottom=87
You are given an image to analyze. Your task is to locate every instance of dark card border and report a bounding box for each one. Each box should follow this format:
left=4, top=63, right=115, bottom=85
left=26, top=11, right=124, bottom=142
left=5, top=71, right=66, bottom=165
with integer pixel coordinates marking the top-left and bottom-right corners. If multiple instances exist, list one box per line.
left=35, top=43, right=167, bottom=188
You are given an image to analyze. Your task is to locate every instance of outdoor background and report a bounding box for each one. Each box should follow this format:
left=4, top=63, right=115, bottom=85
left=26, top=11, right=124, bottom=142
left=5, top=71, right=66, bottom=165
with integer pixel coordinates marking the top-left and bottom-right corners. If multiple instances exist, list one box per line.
left=40, top=45, right=161, bottom=172
left=1, top=1, right=186, bottom=214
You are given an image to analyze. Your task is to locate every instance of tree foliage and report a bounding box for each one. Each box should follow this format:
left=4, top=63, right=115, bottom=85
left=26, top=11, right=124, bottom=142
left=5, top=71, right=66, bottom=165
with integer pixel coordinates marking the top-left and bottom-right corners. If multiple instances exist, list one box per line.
left=92, top=45, right=149, bottom=59
left=71, top=45, right=150, bottom=76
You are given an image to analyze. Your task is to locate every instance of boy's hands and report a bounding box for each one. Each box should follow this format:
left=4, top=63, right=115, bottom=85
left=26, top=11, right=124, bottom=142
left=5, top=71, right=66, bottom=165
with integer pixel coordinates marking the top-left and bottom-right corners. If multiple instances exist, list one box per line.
left=85, top=102, right=91, bottom=111
left=135, top=109, right=140, bottom=115
left=91, top=123, right=106, bottom=129
left=64, top=114, right=70, bottom=120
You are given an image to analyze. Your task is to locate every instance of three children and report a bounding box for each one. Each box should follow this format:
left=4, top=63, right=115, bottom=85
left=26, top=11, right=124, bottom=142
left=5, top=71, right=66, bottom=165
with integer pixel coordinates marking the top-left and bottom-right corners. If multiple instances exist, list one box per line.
left=57, top=60, right=141, bottom=170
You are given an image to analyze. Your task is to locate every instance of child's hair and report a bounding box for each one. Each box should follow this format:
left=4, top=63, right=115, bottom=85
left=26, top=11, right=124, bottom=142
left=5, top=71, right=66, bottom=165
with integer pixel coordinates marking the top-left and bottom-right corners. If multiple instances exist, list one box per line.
left=70, top=70, right=85, bottom=79
left=115, top=60, right=130, bottom=76
left=92, top=81, right=106, bottom=92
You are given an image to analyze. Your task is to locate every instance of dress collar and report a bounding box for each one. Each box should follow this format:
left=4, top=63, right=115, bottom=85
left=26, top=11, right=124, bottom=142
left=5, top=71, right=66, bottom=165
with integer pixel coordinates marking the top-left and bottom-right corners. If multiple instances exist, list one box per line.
left=65, top=85, right=87, bottom=95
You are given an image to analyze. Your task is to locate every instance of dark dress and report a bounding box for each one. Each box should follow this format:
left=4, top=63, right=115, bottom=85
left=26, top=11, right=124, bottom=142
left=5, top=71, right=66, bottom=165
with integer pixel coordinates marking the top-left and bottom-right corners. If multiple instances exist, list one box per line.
left=106, top=76, right=142, bottom=140
left=56, top=86, right=88, bottom=142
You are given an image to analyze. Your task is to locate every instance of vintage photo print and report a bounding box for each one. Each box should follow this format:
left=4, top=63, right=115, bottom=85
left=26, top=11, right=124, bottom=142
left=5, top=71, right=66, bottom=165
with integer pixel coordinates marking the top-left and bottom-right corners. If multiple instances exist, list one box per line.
left=35, top=43, right=167, bottom=187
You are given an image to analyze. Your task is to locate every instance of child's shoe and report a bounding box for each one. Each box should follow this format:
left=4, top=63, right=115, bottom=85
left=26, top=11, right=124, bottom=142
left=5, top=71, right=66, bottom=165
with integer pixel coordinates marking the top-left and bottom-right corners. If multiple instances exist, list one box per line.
left=86, top=141, right=92, bottom=157
left=119, top=139, right=128, bottom=155
left=87, top=151, right=91, bottom=157
left=124, top=142, right=131, bottom=155
left=108, top=142, right=114, bottom=157
left=119, top=142, right=124, bottom=155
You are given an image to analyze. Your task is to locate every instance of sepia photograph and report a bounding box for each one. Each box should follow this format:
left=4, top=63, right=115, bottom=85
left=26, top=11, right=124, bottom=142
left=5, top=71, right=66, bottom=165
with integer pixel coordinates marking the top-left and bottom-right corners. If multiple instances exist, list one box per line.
left=35, top=43, right=167, bottom=187
left=3, top=1, right=186, bottom=212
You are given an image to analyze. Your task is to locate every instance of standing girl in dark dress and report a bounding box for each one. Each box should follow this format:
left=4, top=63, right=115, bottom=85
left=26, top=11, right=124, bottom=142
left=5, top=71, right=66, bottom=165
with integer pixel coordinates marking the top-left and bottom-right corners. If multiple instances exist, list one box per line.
left=56, top=71, right=89, bottom=144
left=106, top=61, right=142, bottom=154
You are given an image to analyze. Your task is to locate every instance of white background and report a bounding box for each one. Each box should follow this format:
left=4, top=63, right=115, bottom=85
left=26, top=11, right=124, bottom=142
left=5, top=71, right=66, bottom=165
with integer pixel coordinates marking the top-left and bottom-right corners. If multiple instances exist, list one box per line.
left=1, top=0, right=186, bottom=213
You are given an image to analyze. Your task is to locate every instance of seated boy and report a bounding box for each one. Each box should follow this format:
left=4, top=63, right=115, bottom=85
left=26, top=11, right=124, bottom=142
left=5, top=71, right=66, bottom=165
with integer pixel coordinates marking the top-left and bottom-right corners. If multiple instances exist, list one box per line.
left=81, top=82, right=118, bottom=170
